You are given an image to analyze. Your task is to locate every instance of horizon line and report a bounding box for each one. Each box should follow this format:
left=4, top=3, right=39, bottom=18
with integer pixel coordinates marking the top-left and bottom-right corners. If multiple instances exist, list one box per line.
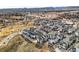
left=0, top=6, right=79, bottom=9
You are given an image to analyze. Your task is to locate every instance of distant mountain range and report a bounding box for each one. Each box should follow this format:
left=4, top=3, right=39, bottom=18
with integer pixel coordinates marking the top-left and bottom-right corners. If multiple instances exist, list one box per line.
left=0, top=6, right=79, bottom=13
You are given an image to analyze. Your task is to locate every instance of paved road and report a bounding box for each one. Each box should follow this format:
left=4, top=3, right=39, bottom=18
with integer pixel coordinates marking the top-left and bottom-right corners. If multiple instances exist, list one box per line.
left=0, top=32, right=21, bottom=48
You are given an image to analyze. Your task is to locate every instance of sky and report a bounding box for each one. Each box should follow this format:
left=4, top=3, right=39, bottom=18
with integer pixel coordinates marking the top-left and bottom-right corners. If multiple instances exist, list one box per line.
left=0, top=0, right=79, bottom=8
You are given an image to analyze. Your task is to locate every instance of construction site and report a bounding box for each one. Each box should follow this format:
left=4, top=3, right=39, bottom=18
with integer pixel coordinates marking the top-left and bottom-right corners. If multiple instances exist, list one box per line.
left=0, top=7, right=79, bottom=52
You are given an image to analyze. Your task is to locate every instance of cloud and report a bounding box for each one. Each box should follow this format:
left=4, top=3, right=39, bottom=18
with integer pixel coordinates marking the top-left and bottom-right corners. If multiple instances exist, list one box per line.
left=0, top=0, right=79, bottom=8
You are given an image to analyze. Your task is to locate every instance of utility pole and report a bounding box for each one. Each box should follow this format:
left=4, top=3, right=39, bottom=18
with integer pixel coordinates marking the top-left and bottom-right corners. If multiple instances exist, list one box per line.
left=23, top=12, right=27, bottom=22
